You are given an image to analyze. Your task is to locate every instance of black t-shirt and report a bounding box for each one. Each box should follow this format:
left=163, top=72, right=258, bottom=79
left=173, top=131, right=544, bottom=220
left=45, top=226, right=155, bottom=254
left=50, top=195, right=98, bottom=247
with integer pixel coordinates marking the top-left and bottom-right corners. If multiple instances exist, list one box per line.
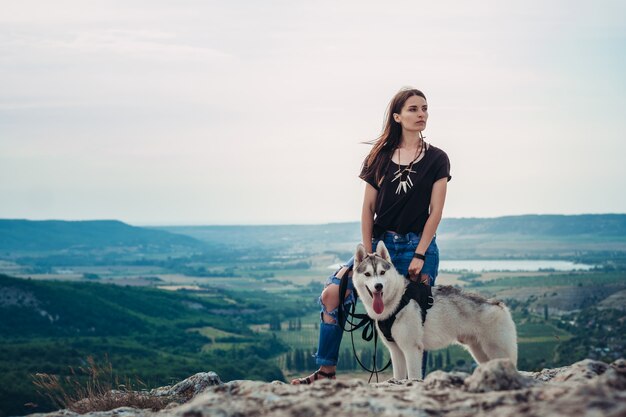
left=360, top=144, right=451, bottom=237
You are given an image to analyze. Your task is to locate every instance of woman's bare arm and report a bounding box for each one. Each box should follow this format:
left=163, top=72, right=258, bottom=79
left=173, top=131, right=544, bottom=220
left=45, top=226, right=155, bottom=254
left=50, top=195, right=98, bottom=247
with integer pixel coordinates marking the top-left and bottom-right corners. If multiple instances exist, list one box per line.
left=416, top=177, right=448, bottom=255
left=361, top=184, right=378, bottom=253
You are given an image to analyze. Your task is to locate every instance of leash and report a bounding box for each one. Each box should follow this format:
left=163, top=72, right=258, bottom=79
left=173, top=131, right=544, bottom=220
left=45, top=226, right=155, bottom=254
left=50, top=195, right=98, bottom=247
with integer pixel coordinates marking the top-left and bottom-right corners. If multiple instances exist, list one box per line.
left=337, top=267, right=392, bottom=383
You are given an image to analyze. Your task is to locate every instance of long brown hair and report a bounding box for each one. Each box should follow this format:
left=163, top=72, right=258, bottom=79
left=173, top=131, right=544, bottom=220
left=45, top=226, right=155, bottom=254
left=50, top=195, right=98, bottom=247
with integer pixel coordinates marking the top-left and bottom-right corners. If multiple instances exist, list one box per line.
left=359, top=88, right=427, bottom=187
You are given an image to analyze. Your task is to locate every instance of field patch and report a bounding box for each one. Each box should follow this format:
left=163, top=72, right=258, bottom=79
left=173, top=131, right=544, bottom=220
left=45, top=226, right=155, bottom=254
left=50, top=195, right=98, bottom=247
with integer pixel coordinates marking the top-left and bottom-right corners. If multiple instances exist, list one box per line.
left=188, top=326, right=246, bottom=342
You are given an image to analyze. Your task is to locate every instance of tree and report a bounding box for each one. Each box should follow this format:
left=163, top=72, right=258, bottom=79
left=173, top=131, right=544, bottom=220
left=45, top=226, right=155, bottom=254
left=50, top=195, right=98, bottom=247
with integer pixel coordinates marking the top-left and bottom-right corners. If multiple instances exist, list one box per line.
left=340, top=348, right=357, bottom=370
left=305, top=349, right=316, bottom=370
left=361, top=348, right=372, bottom=369
left=294, top=348, right=305, bottom=371
left=269, top=316, right=281, bottom=331
left=339, top=349, right=346, bottom=370
left=376, top=348, right=385, bottom=369
left=435, top=352, right=443, bottom=369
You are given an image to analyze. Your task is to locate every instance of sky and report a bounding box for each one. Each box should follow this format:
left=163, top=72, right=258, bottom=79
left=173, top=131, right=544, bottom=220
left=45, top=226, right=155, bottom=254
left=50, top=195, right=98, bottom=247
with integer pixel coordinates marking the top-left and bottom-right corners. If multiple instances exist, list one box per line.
left=1, top=0, right=625, bottom=225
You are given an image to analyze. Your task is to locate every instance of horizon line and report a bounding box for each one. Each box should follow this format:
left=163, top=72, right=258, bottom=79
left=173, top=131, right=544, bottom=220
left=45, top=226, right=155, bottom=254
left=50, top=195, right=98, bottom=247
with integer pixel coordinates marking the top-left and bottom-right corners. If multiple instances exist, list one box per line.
left=2, top=213, right=626, bottom=228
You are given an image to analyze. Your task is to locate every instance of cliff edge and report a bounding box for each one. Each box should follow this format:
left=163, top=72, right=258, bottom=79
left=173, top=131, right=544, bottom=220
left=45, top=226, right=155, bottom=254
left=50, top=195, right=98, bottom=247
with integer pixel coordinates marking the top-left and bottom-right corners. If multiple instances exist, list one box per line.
left=27, top=358, right=626, bottom=417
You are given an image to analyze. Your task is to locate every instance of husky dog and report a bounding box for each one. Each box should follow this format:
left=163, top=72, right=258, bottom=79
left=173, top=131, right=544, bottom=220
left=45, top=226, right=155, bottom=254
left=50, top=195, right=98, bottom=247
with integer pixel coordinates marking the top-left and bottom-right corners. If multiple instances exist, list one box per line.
left=352, top=241, right=518, bottom=380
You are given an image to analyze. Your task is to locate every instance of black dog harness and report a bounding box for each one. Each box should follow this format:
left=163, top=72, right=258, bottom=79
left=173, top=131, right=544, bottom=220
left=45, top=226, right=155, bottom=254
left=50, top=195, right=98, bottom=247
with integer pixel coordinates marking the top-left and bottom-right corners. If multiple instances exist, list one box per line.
left=376, top=280, right=434, bottom=342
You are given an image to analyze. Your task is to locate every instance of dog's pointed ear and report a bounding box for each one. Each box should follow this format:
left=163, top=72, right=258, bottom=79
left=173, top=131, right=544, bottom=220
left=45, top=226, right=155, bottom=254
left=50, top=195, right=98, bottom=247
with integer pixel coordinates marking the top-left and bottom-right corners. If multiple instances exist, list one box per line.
left=355, top=243, right=367, bottom=264
left=376, top=240, right=391, bottom=262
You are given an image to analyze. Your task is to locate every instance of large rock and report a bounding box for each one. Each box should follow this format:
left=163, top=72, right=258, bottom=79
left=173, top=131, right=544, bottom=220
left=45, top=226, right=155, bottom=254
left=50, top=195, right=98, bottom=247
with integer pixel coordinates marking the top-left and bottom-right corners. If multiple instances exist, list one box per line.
left=423, top=370, right=469, bottom=390
left=527, top=359, right=611, bottom=383
left=150, top=372, right=222, bottom=401
left=596, top=358, right=626, bottom=390
left=464, top=359, right=535, bottom=392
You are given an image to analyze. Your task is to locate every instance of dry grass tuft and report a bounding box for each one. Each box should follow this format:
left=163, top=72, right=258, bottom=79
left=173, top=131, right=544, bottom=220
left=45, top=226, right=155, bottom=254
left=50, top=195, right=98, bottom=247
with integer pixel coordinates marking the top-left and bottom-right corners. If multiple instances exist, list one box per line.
left=32, top=356, right=171, bottom=413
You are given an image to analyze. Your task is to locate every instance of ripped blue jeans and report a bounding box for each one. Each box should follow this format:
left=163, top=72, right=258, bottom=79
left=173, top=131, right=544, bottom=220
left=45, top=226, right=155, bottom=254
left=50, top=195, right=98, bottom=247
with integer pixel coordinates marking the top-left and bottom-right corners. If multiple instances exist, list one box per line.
left=315, top=231, right=440, bottom=368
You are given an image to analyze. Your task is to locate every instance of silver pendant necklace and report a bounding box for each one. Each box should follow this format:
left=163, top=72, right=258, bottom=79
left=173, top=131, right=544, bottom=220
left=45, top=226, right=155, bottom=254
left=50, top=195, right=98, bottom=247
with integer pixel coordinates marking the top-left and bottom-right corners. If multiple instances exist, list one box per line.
left=392, top=141, right=425, bottom=195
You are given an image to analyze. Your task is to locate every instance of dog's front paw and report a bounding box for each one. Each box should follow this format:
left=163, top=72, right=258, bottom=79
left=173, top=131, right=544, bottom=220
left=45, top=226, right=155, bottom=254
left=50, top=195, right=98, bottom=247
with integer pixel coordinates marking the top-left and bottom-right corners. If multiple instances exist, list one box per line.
left=386, top=377, right=403, bottom=384
left=406, top=378, right=424, bottom=385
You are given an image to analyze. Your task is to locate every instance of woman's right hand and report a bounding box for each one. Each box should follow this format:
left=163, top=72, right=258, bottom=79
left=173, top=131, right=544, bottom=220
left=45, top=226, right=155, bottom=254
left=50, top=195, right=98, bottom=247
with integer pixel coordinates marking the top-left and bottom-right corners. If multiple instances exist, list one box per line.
left=407, top=258, right=425, bottom=283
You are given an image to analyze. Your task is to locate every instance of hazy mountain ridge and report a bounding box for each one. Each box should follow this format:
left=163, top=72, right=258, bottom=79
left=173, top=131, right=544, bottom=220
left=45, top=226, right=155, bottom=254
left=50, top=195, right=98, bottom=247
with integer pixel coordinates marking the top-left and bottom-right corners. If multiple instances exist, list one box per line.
left=438, top=214, right=626, bottom=237
left=0, top=219, right=204, bottom=252
left=155, top=222, right=362, bottom=251
left=160, top=214, right=626, bottom=243
left=157, top=215, right=626, bottom=262
left=1, top=215, right=625, bottom=254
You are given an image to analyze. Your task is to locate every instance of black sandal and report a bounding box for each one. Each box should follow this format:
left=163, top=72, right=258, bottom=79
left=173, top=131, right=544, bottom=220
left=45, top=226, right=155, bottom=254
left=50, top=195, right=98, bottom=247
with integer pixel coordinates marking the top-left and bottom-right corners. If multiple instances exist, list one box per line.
left=293, top=369, right=336, bottom=385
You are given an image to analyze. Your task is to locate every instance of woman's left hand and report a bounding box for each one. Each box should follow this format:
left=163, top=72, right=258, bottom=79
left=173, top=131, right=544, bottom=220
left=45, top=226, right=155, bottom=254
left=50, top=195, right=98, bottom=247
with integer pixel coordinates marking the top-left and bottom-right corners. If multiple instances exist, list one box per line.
left=408, top=258, right=424, bottom=282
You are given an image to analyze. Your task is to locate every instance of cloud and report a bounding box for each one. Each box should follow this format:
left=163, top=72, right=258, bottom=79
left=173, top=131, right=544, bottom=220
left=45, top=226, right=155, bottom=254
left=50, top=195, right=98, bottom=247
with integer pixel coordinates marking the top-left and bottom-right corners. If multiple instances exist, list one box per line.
left=0, top=0, right=624, bottom=223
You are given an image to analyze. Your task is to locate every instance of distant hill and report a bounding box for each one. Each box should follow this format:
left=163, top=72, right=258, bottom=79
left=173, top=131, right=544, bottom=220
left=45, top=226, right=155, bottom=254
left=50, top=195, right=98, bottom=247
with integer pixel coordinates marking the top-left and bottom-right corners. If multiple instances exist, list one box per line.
left=157, top=214, right=626, bottom=246
left=437, top=214, right=626, bottom=237
left=156, top=222, right=362, bottom=250
left=0, top=219, right=205, bottom=252
left=1, top=215, right=624, bottom=260
left=0, top=274, right=286, bottom=416
left=0, top=273, right=237, bottom=337
left=155, top=214, right=626, bottom=263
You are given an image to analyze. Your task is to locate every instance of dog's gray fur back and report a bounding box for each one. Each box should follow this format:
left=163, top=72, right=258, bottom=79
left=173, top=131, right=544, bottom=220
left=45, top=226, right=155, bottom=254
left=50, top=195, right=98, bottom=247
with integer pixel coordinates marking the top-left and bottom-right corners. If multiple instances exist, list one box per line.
left=434, top=285, right=503, bottom=306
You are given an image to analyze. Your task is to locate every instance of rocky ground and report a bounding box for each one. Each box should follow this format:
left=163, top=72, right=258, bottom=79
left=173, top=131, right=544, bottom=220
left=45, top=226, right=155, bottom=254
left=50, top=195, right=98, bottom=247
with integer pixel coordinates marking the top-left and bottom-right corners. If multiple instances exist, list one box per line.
left=28, top=358, right=626, bottom=417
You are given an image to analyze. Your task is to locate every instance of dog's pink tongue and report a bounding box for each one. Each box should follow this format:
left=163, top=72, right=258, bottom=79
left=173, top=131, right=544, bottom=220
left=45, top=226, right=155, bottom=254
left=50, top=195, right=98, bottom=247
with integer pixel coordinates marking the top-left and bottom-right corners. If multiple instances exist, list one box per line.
left=373, top=292, right=384, bottom=314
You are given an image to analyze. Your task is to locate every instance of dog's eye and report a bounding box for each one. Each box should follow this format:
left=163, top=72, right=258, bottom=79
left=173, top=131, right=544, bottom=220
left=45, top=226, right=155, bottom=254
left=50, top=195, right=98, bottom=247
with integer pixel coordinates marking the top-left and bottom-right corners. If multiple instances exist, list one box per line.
left=380, top=270, right=385, bottom=275
left=364, top=272, right=371, bottom=277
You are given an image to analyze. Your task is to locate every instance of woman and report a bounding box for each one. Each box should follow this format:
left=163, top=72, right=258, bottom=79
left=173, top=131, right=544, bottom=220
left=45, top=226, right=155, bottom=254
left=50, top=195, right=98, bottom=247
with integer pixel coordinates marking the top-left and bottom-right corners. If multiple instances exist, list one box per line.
left=292, top=87, right=451, bottom=384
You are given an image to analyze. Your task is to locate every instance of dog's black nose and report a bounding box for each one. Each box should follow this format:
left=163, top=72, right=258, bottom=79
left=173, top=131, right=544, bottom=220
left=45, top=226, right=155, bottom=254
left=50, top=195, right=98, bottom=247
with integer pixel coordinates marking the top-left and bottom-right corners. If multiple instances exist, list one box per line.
left=374, top=283, right=383, bottom=292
